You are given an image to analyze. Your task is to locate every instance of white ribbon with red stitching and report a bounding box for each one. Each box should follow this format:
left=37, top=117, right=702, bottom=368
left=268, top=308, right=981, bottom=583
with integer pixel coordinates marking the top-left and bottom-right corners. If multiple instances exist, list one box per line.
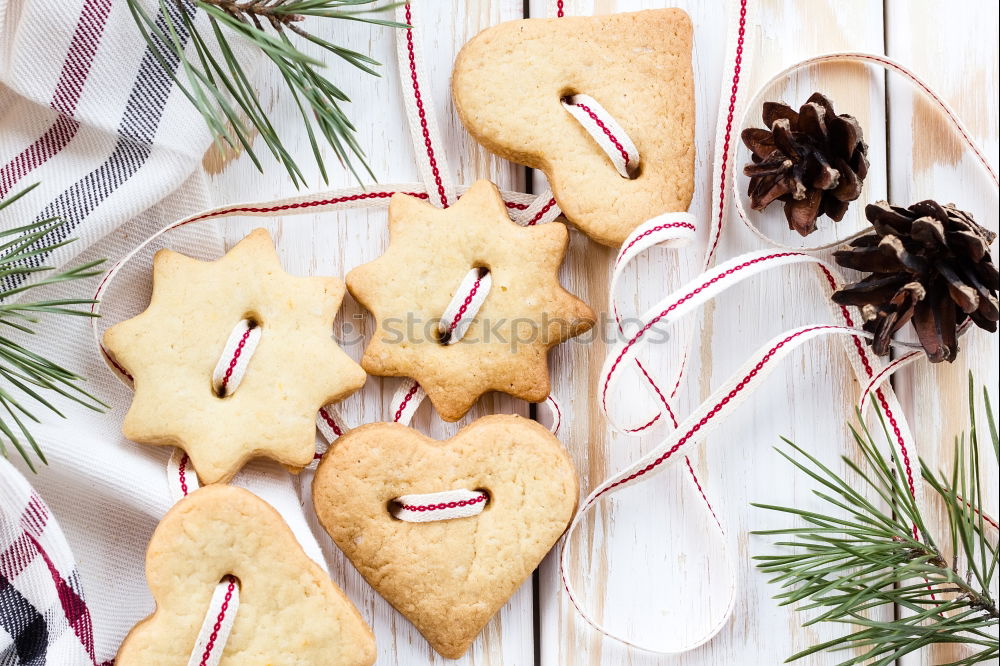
left=387, top=380, right=481, bottom=523
left=562, top=94, right=640, bottom=179
left=396, top=2, right=456, bottom=209
left=438, top=268, right=492, bottom=344
left=186, top=575, right=238, bottom=666
left=566, top=247, right=939, bottom=652
left=167, top=448, right=200, bottom=503
left=391, top=489, right=489, bottom=522
left=541, top=6, right=729, bottom=568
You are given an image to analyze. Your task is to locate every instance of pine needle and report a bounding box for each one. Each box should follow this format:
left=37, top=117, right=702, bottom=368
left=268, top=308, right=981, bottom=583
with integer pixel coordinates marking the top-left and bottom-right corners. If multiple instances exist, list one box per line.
left=0, top=184, right=108, bottom=472
left=753, top=375, right=999, bottom=665
left=125, top=0, right=403, bottom=187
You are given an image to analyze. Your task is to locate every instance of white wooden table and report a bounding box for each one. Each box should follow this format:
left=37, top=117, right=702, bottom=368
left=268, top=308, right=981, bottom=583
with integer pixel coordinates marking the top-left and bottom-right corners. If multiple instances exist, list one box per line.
left=206, top=1, right=999, bottom=663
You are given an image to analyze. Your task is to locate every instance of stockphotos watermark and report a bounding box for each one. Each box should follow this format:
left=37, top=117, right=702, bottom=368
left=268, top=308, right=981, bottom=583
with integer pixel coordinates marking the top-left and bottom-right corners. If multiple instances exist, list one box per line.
left=333, top=312, right=670, bottom=351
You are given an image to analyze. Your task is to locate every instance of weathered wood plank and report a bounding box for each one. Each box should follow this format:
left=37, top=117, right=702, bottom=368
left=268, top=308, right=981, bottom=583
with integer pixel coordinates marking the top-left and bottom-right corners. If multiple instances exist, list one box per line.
left=532, top=1, right=892, bottom=664
left=885, top=2, right=1000, bottom=665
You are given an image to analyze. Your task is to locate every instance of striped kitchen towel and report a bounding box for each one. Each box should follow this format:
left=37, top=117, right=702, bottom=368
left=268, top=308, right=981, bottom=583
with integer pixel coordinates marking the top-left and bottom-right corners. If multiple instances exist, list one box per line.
left=0, top=0, right=217, bottom=285
left=1, top=456, right=108, bottom=666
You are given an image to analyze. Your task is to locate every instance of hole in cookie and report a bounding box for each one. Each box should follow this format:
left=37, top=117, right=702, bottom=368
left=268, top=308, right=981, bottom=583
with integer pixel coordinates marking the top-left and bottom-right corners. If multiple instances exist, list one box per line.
left=436, top=267, right=491, bottom=346
left=387, top=498, right=404, bottom=520
left=473, top=488, right=492, bottom=509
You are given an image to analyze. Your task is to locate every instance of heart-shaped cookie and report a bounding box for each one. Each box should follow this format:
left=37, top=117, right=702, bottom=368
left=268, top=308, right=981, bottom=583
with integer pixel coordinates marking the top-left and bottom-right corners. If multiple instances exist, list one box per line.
left=452, top=10, right=695, bottom=246
left=312, top=414, right=578, bottom=658
left=117, top=485, right=376, bottom=665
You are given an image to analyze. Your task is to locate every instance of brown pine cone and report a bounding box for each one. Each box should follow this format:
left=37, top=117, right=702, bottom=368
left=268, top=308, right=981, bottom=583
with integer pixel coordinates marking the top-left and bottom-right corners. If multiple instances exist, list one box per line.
left=742, top=92, right=869, bottom=236
left=832, top=200, right=999, bottom=363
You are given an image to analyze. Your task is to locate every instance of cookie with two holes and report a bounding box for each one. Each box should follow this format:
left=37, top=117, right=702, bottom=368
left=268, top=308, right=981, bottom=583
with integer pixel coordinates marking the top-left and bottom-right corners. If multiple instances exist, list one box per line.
left=346, top=179, right=595, bottom=422
left=102, top=229, right=366, bottom=485
left=452, top=9, right=695, bottom=246
left=312, top=414, right=579, bottom=659
left=117, top=485, right=376, bottom=665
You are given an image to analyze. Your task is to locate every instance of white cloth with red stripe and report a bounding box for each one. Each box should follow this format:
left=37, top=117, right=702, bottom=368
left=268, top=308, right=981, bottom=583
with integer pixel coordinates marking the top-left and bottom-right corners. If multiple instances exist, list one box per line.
left=1, top=456, right=102, bottom=665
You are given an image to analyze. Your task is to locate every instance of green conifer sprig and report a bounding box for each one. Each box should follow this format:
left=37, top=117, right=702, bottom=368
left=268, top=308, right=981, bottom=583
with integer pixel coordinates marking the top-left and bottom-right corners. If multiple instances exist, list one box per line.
left=754, top=376, right=998, bottom=665
left=0, top=184, right=108, bottom=472
left=126, top=0, right=403, bottom=187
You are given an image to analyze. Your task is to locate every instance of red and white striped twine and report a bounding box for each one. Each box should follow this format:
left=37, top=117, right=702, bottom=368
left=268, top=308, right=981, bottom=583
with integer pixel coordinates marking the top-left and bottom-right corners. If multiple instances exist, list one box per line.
left=167, top=449, right=199, bottom=503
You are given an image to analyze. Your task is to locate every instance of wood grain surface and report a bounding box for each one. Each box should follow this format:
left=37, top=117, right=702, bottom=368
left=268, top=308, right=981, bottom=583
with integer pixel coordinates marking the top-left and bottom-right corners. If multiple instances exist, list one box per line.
left=205, top=1, right=999, bottom=663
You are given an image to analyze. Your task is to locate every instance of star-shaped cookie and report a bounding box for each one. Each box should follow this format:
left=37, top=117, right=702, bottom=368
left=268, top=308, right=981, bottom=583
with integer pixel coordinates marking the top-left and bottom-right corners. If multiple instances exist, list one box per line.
left=347, top=179, right=595, bottom=421
left=104, top=229, right=366, bottom=484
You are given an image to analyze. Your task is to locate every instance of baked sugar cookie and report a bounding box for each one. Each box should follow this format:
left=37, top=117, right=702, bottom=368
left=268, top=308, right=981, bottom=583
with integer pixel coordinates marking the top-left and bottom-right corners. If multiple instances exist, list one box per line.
left=452, top=10, right=695, bottom=246
left=116, top=485, right=376, bottom=665
left=312, top=414, right=578, bottom=658
left=103, top=229, right=366, bottom=484
left=346, top=179, right=594, bottom=421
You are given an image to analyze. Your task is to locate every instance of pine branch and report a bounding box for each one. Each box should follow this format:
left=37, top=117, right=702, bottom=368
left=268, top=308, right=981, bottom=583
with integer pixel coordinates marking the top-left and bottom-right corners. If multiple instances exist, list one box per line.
left=753, top=375, right=999, bottom=666
left=0, top=184, right=108, bottom=472
left=126, top=0, right=403, bottom=187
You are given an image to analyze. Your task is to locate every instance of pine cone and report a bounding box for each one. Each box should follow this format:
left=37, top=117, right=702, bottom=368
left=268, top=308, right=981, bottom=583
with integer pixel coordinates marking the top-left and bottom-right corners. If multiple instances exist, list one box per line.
left=832, top=200, right=999, bottom=363
left=742, top=92, right=869, bottom=236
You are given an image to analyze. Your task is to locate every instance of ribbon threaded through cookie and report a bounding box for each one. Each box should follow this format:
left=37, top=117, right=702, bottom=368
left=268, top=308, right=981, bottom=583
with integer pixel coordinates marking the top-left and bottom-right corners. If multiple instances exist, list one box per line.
left=391, top=489, right=489, bottom=523
left=562, top=94, right=640, bottom=179
left=189, top=575, right=240, bottom=666
left=437, top=267, right=492, bottom=345
left=211, top=319, right=262, bottom=397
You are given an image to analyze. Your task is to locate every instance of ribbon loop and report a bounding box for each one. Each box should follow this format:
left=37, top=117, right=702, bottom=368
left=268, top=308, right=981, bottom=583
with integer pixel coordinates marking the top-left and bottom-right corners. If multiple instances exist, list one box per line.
left=732, top=52, right=1000, bottom=252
